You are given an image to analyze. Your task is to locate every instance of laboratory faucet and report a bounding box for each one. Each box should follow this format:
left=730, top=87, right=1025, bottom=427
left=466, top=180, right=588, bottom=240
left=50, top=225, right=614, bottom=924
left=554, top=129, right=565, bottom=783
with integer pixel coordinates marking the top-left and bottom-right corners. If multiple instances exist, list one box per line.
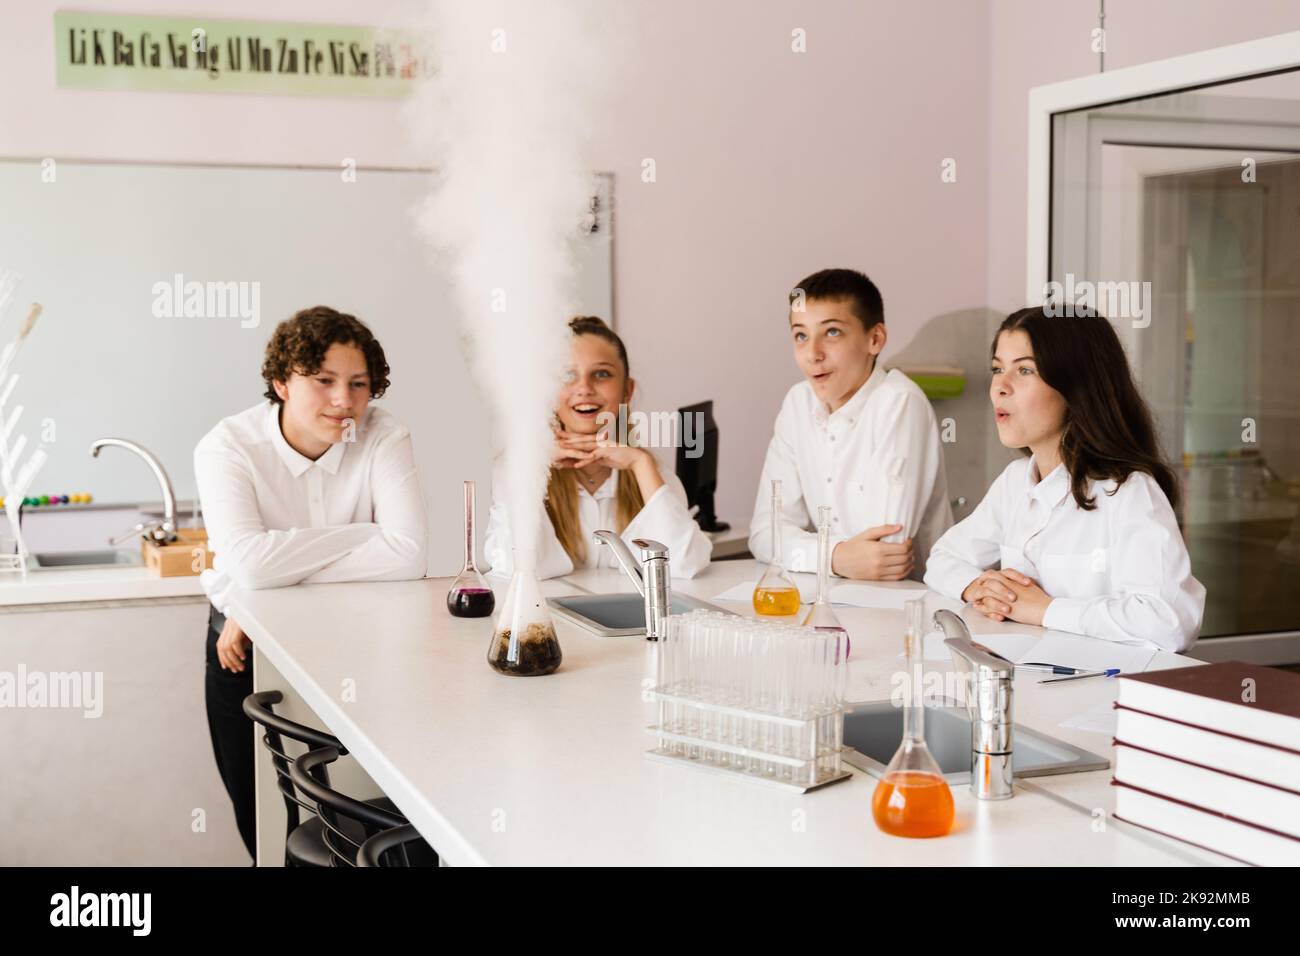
left=934, top=609, right=1015, bottom=800
left=592, top=531, right=670, bottom=641
left=89, top=437, right=179, bottom=545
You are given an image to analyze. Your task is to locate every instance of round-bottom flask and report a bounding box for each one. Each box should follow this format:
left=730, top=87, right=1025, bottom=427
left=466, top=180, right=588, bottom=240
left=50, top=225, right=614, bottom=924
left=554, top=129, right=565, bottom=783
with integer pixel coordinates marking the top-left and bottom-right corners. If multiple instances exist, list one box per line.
left=448, top=480, right=495, bottom=618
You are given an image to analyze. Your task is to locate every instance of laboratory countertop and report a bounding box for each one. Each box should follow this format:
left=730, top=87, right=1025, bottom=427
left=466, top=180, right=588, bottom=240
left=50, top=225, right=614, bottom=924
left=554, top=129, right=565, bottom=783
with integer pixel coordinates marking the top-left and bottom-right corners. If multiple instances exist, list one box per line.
left=228, top=558, right=1232, bottom=867
left=0, top=564, right=206, bottom=608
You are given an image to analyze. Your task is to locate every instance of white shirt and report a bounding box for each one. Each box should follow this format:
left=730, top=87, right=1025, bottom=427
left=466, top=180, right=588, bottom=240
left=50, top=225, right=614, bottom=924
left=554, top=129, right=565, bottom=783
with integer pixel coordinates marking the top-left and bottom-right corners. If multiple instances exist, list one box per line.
left=483, top=458, right=712, bottom=580
left=194, top=401, right=429, bottom=614
left=923, top=456, right=1205, bottom=653
left=748, top=363, right=952, bottom=579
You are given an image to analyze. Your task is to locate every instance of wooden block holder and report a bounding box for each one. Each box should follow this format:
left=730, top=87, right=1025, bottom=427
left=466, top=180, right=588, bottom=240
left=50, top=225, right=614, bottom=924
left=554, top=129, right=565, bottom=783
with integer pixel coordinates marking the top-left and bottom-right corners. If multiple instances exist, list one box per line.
left=142, top=527, right=214, bottom=578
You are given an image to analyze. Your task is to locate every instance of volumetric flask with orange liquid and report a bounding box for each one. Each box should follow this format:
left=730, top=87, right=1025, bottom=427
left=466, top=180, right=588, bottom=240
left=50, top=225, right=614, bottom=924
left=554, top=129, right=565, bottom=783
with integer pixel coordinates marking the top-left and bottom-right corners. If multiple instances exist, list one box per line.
left=871, top=598, right=954, bottom=838
left=753, top=479, right=801, bottom=617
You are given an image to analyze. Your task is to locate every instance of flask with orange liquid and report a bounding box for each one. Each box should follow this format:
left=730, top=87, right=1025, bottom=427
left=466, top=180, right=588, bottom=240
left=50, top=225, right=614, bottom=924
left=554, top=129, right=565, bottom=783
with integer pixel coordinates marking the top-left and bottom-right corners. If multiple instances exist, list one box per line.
left=871, top=599, right=955, bottom=838
left=753, top=479, right=801, bottom=616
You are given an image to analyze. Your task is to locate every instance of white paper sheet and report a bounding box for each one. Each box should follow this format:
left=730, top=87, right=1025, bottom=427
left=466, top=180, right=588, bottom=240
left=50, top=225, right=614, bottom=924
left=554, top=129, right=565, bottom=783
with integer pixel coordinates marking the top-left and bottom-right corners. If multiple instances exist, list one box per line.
left=962, top=632, right=1040, bottom=663
left=979, top=630, right=1158, bottom=674
left=907, top=629, right=1158, bottom=674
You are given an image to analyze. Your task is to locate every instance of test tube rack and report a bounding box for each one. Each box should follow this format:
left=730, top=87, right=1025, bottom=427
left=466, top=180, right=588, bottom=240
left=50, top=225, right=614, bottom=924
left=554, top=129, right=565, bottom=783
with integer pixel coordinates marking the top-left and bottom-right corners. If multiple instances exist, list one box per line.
left=647, top=693, right=850, bottom=792
left=646, top=611, right=852, bottom=793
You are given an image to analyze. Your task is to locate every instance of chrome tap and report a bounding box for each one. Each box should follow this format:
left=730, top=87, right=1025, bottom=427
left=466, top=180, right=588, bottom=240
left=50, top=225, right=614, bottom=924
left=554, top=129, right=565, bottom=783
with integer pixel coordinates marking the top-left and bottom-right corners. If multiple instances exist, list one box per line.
left=935, top=609, right=1015, bottom=800
left=89, top=438, right=178, bottom=545
left=592, top=531, right=670, bottom=641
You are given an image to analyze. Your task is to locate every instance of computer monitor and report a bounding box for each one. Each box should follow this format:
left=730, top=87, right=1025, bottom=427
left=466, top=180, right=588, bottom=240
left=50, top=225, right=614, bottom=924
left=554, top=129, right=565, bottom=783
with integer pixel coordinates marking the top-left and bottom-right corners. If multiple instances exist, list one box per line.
left=675, top=400, right=729, bottom=533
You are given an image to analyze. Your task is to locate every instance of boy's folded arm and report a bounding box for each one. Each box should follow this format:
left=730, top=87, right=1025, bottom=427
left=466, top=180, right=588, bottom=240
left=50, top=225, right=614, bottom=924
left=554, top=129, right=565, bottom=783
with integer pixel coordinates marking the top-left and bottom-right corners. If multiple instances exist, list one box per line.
left=300, top=429, right=429, bottom=584
left=225, top=524, right=387, bottom=589
left=298, top=528, right=423, bottom=584
left=196, top=440, right=383, bottom=590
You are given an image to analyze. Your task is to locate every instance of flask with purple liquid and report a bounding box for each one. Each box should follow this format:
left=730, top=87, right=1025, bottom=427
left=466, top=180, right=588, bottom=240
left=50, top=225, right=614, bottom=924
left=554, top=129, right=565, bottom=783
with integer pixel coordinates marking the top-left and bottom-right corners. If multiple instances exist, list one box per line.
left=447, top=480, right=495, bottom=618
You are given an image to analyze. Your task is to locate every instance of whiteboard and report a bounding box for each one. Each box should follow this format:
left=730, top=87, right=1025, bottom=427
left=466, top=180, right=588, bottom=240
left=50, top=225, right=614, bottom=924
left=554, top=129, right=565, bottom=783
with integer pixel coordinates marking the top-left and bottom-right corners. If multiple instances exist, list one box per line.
left=0, top=160, right=613, bottom=573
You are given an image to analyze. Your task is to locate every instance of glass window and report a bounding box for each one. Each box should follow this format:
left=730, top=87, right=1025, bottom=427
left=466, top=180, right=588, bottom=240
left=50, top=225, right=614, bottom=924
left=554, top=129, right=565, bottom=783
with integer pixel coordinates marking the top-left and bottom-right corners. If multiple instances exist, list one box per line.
left=1050, top=72, right=1300, bottom=639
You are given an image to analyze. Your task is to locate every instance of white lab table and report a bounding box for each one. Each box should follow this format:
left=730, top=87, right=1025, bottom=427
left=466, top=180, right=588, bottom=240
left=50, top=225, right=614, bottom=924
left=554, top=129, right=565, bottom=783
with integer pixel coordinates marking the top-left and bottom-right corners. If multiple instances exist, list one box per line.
left=231, top=559, right=1231, bottom=866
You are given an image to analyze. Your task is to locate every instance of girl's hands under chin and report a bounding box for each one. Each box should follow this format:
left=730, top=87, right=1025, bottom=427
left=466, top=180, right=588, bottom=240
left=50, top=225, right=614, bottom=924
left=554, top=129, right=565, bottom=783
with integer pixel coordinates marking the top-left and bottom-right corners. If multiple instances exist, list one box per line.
left=551, top=427, right=598, bottom=468
left=577, top=441, right=650, bottom=471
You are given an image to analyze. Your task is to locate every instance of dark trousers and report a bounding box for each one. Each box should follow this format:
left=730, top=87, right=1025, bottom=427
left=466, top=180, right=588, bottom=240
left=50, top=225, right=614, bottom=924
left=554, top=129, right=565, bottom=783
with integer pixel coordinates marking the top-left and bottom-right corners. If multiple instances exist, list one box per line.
left=205, top=603, right=257, bottom=861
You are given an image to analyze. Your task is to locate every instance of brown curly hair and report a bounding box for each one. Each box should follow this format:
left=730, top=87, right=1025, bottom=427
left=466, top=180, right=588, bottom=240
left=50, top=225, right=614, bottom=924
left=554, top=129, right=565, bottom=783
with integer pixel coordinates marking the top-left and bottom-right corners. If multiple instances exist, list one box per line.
left=261, top=306, right=391, bottom=405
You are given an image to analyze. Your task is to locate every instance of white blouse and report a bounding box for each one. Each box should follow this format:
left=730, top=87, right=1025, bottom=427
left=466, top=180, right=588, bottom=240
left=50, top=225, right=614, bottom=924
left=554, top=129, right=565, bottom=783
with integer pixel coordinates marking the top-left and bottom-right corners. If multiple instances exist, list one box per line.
left=923, top=456, right=1205, bottom=653
left=483, top=458, right=713, bottom=580
left=748, top=363, right=952, bottom=579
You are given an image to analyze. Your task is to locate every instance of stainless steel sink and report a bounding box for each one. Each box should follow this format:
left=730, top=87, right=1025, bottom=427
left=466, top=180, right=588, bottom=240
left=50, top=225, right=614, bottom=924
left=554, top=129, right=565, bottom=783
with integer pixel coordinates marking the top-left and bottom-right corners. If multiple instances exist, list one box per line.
left=842, top=699, right=1110, bottom=783
left=27, top=549, right=143, bottom=570
left=549, top=591, right=732, bottom=636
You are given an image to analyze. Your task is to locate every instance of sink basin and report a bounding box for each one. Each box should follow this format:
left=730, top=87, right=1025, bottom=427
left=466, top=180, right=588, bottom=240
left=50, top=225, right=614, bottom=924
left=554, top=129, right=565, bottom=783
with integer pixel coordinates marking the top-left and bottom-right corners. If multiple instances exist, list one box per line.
left=27, top=549, right=143, bottom=570
left=842, top=699, right=1110, bottom=783
left=549, top=591, right=732, bottom=636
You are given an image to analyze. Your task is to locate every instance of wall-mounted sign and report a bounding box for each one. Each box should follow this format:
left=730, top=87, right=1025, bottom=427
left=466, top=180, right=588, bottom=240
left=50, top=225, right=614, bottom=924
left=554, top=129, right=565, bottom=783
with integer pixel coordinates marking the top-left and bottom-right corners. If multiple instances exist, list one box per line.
left=54, top=11, right=431, bottom=98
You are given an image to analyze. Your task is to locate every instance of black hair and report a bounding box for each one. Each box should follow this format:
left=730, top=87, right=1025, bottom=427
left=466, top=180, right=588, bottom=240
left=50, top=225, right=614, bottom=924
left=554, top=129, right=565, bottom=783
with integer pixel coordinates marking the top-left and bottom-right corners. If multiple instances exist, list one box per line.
left=994, top=306, right=1180, bottom=511
left=789, top=268, right=884, bottom=331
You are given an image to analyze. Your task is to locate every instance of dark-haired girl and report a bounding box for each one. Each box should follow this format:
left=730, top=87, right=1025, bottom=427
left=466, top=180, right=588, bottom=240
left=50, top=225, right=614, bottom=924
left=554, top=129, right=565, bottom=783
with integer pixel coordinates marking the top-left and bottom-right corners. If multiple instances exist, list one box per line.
left=924, top=307, right=1205, bottom=653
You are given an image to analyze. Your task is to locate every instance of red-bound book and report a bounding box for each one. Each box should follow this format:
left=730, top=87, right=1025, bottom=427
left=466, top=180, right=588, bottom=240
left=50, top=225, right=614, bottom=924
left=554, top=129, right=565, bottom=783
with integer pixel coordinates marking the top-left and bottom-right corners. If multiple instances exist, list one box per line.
left=1110, top=661, right=1300, bottom=866
left=1115, top=661, right=1300, bottom=749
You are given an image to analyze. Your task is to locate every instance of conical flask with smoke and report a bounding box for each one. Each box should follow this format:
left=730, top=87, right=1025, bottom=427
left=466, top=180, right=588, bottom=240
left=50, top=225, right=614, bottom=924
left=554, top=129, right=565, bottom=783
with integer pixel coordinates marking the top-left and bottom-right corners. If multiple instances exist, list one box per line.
left=488, top=551, right=562, bottom=677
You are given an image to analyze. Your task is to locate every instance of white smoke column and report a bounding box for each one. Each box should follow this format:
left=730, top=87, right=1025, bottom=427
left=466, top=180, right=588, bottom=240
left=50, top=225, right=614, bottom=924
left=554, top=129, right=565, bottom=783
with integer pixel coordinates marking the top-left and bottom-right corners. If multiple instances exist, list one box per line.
left=406, top=1, right=613, bottom=571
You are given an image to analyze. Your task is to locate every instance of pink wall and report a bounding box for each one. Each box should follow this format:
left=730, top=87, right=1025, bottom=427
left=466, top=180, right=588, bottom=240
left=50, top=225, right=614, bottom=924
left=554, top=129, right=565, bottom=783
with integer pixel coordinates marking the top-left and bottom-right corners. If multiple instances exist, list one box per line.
left=584, top=0, right=991, bottom=527
left=0, top=0, right=992, bottom=531
left=3, top=0, right=1296, bottom=531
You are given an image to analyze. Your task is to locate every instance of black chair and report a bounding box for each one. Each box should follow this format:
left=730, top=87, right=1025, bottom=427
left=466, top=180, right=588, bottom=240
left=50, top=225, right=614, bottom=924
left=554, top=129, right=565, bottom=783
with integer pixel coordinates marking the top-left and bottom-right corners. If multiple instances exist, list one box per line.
left=291, top=746, right=431, bottom=867
left=357, top=824, right=439, bottom=868
left=242, top=691, right=400, bottom=867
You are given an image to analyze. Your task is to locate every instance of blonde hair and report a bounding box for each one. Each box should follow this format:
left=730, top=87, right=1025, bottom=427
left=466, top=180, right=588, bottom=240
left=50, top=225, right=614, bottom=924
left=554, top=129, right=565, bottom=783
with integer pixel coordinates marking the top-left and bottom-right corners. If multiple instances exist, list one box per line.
left=545, top=317, right=646, bottom=565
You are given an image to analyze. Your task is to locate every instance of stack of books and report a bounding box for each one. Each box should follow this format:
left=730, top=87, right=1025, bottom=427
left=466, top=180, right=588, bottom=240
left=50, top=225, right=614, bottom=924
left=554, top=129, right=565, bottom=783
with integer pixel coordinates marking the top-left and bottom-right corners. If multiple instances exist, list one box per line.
left=1112, top=661, right=1300, bottom=866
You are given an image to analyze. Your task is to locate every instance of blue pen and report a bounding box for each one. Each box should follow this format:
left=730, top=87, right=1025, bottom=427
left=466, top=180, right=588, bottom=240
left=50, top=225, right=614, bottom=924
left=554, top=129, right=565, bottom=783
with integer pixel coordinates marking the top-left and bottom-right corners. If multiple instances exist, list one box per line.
left=1038, top=668, right=1121, bottom=684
